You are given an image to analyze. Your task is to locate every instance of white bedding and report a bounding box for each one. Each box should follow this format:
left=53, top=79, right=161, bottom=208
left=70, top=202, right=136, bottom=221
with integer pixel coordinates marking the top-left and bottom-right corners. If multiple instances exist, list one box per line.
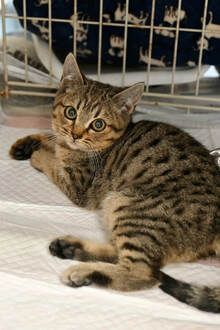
left=1, top=123, right=220, bottom=330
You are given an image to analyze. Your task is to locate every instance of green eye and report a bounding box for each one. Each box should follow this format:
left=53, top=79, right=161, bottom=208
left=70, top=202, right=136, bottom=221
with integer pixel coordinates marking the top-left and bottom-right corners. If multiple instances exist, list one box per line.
left=91, top=119, right=106, bottom=132
left=65, top=106, right=77, bottom=120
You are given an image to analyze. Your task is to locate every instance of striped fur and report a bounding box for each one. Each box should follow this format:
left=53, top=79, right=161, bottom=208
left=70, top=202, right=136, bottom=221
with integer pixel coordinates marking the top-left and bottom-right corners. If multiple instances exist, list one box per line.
left=10, top=54, right=220, bottom=313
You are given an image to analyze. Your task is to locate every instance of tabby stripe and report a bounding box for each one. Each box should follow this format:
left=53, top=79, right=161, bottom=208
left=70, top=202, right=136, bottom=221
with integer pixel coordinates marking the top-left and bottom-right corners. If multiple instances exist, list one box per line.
left=107, top=147, right=120, bottom=169
left=117, top=230, right=162, bottom=246
left=166, top=130, right=179, bottom=137
left=75, top=99, right=82, bottom=110
left=178, top=153, right=187, bottom=160
left=80, top=174, right=85, bottom=186
left=160, top=169, right=172, bottom=176
left=174, top=185, right=185, bottom=193
left=146, top=224, right=168, bottom=234
left=121, top=242, right=146, bottom=253
left=114, top=199, right=162, bottom=213
left=117, top=231, right=147, bottom=238
left=114, top=205, right=130, bottom=212
left=118, top=149, right=143, bottom=175
left=172, top=198, right=182, bottom=207
left=116, top=214, right=168, bottom=223
left=116, top=179, right=126, bottom=189
left=133, top=169, right=147, bottom=180
left=125, top=256, right=151, bottom=267
left=142, top=156, right=151, bottom=164
left=114, top=222, right=168, bottom=233
left=108, top=125, right=124, bottom=133
left=191, top=181, right=202, bottom=187
left=113, top=147, right=129, bottom=170
left=119, top=163, right=128, bottom=175
left=142, top=122, right=158, bottom=134
left=164, top=194, right=176, bottom=200
left=130, top=197, right=147, bottom=204
left=128, top=148, right=142, bottom=160
left=176, top=220, right=189, bottom=232
left=155, top=155, right=170, bottom=164
left=116, top=215, right=149, bottom=221
left=93, top=107, right=101, bottom=118
left=131, top=200, right=163, bottom=212
left=131, top=135, right=143, bottom=145
left=104, top=137, right=116, bottom=143
left=141, top=177, right=154, bottom=185
left=174, top=143, right=185, bottom=151
left=92, top=100, right=100, bottom=110
left=148, top=138, right=161, bottom=147
left=113, top=222, right=146, bottom=231
left=114, top=198, right=146, bottom=213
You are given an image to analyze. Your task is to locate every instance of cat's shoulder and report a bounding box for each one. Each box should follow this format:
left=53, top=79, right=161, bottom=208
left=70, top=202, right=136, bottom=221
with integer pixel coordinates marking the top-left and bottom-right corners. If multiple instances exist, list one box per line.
left=131, top=120, right=183, bottom=134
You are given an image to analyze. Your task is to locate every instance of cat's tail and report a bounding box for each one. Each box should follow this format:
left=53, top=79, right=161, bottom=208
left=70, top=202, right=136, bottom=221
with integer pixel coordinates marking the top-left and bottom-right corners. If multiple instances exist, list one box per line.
left=157, top=270, right=220, bottom=313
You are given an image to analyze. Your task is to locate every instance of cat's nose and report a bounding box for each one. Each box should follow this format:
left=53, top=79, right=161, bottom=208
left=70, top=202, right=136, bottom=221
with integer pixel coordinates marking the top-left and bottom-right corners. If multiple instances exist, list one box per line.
left=72, top=133, right=79, bottom=141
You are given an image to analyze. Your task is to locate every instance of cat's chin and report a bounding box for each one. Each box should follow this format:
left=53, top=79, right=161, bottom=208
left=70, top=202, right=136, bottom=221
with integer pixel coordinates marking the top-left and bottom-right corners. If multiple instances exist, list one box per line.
left=68, top=144, right=83, bottom=151
left=67, top=141, right=89, bottom=152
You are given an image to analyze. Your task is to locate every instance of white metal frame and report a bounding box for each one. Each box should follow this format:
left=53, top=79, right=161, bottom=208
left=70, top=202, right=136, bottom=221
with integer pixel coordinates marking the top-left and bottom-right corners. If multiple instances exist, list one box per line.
left=1, top=0, right=220, bottom=111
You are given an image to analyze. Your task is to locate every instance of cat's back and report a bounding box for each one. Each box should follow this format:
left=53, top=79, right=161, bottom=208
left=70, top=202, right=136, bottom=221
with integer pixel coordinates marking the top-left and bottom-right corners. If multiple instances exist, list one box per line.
left=104, top=120, right=220, bottom=193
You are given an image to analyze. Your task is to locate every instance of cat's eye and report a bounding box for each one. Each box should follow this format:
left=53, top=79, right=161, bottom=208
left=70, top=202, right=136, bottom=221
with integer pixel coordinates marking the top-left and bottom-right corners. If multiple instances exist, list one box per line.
left=90, top=119, right=106, bottom=132
left=64, top=106, right=77, bottom=120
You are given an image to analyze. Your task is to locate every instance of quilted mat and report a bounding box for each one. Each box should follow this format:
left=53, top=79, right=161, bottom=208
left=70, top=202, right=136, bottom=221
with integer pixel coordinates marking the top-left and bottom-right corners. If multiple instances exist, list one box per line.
left=0, top=123, right=220, bottom=330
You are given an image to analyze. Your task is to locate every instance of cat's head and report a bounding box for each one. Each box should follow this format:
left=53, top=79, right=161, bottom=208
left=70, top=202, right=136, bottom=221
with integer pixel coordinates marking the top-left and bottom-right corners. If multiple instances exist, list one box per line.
left=52, top=53, right=144, bottom=152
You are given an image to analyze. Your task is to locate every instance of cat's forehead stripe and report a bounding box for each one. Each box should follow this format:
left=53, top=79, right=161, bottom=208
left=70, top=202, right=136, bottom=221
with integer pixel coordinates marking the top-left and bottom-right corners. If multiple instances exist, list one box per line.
left=93, top=106, right=102, bottom=118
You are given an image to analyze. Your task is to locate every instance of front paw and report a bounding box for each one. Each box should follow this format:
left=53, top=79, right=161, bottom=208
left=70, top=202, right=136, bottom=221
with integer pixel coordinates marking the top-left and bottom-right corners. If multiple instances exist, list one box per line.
left=61, top=265, right=92, bottom=287
left=61, top=264, right=112, bottom=288
left=49, top=236, right=83, bottom=260
left=10, top=136, right=40, bottom=160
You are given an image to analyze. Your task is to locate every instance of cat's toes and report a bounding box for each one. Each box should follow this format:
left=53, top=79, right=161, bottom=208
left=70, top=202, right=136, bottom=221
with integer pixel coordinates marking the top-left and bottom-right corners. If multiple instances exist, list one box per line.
left=60, top=266, right=92, bottom=287
left=49, top=237, right=83, bottom=260
left=9, top=136, right=40, bottom=160
left=61, top=265, right=112, bottom=288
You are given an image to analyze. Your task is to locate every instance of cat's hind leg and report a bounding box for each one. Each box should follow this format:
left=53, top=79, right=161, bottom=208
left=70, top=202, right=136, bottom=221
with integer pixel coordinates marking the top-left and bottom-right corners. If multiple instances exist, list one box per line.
left=49, top=236, right=117, bottom=263
left=59, top=191, right=158, bottom=290
left=60, top=258, right=155, bottom=290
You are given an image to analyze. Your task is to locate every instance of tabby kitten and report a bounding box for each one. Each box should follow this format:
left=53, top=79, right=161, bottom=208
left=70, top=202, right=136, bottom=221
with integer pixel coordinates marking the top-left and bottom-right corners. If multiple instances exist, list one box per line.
left=10, top=53, right=220, bottom=313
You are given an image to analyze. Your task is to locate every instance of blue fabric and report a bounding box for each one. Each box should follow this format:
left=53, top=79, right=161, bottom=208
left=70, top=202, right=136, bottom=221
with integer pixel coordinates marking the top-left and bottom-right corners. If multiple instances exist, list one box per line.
left=13, top=0, right=220, bottom=67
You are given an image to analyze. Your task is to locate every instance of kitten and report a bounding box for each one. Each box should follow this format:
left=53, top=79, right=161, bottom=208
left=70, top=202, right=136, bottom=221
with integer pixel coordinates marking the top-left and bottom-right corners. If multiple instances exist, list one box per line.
left=10, top=53, right=220, bottom=313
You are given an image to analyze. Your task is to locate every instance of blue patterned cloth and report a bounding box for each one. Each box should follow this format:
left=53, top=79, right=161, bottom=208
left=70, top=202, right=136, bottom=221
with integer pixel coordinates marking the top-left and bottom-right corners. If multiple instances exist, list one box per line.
left=13, top=0, right=220, bottom=67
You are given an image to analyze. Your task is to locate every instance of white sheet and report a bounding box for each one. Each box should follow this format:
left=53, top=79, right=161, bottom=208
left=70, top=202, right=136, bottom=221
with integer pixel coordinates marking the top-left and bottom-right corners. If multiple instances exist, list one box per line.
left=1, top=123, right=220, bottom=330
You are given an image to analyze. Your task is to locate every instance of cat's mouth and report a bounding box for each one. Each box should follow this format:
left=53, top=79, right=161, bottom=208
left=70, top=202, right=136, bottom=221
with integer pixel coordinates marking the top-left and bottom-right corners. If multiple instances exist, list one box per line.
left=67, top=139, right=92, bottom=152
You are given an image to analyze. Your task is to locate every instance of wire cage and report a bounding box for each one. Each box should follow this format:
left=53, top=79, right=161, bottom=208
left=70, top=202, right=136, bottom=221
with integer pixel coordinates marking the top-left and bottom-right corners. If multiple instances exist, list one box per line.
left=0, top=0, right=220, bottom=113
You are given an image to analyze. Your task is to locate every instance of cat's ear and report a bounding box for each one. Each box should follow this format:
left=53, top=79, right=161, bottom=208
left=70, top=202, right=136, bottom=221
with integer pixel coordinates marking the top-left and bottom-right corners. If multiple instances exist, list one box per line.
left=112, top=82, right=144, bottom=113
left=62, top=53, right=85, bottom=85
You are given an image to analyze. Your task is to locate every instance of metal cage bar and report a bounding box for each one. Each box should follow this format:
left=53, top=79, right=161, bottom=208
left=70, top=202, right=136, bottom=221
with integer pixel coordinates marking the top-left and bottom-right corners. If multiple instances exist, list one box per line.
left=1, top=0, right=8, bottom=97
left=48, top=0, right=52, bottom=84
left=22, top=0, right=28, bottom=82
left=121, top=0, right=129, bottom=86
left=195, top=0, right=209, bottom=96
left=0, top=0, right=219, bottom=112
left=170, top=0, right=182, bottom=94
left=97, top=0, right=103, bottom=80
left=145, top=0, right=156, bottom=93
left=4, top=13, right=220, bottom=34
